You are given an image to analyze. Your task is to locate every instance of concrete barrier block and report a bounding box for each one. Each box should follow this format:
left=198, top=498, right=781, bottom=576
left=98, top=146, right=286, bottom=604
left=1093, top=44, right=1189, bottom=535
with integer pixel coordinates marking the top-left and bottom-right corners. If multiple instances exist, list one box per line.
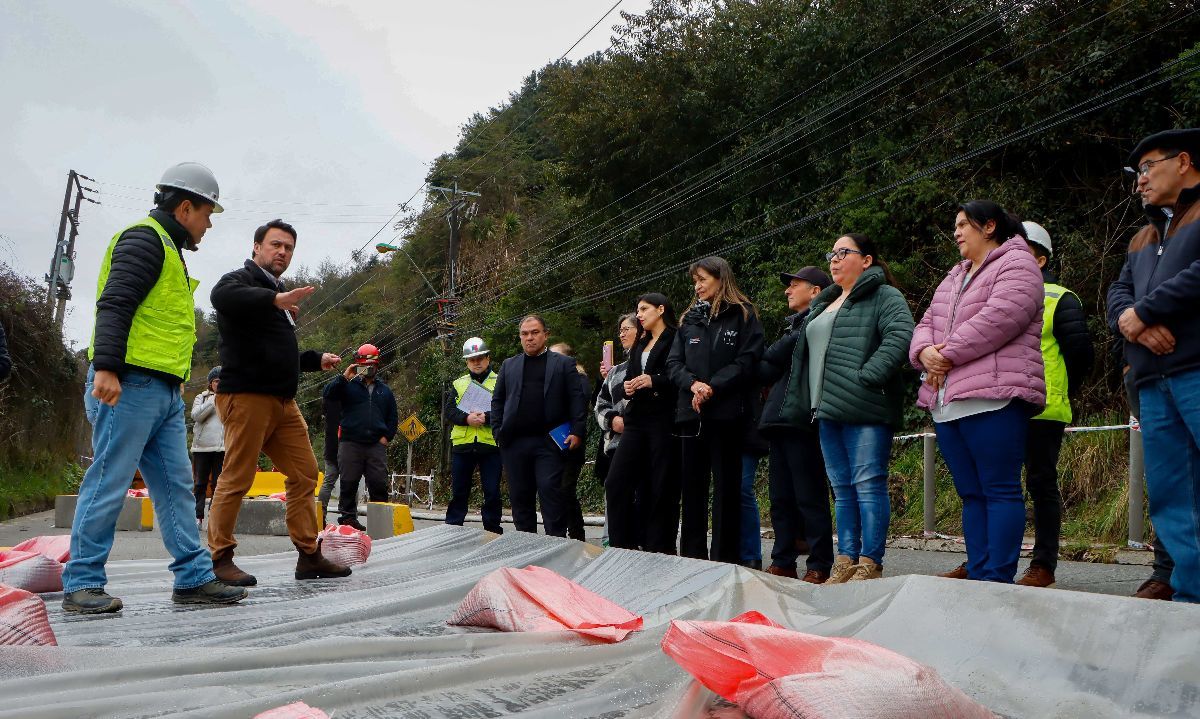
left=366, top=502, right=414, bottom=540
left=55, top=495, right=78, bottom=528
left=234, top=497, right=324, bottom=536
left=116, top=496, right=154, bottom=531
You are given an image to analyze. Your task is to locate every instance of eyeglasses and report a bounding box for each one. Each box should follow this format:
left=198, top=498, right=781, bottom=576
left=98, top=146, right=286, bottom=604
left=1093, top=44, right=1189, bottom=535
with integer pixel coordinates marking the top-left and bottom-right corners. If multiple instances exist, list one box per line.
left=617, top=326, right=635, bottom=334
left=825, top=248, right=865, bottom=262
left=1123, top=153, right=1181, bottom=182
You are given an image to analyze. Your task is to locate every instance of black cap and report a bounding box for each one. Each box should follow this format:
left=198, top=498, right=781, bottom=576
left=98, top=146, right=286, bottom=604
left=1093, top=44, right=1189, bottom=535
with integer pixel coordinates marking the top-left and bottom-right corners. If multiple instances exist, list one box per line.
left=779, top=266, right=832, bottom=289
left=1127, top=128, right=1200, bottom=167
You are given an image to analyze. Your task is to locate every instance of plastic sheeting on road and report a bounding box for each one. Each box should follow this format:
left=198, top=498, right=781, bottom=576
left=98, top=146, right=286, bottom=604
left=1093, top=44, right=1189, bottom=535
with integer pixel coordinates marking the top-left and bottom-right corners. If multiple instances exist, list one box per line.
left=0, top=525, right=1195, bottom=718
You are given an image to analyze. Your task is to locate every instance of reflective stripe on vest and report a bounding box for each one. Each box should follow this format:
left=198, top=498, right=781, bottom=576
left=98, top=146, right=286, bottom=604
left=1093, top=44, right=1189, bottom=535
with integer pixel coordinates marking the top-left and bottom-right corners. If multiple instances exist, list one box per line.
left=1033, top=283, right=1073, bottom=423
left=87, top=217, right=198, bottom=380
left=450, top=371, right=498, bottom=446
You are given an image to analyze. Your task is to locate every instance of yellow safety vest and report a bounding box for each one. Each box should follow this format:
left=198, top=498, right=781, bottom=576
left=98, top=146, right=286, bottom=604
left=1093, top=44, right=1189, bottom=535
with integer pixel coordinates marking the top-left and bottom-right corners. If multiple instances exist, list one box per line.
left=450, top=371, right=498, bottom=447
left=88, top=217, right=199, bottom=380
left=1033, top=283, right=1074, bottom=423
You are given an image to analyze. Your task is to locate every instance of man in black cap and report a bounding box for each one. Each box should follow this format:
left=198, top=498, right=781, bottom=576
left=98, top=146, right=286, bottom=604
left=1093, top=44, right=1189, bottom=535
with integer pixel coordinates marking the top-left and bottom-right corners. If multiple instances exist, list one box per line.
left=1107, top=128, right=1200, bottom=604
left=756, top=265, right=835, bottom=583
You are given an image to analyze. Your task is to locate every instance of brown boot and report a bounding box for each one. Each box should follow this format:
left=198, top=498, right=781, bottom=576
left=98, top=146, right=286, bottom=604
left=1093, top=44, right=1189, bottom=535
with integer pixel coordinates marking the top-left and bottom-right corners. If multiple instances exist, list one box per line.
left=767, top=565, right=799, bottom=579
left=823, top=555, right=858, bottom=585
left=295, top=541, right=352, bottom=580
left=939, top=562, right=969, bottom=580
left=1015, top=564, right=1056, bottom=588
left=211, top=548, right=257, bottom=587
left=1134, top=578, right=1175, bottom=600
left=800, top=569, right=830, bottom=584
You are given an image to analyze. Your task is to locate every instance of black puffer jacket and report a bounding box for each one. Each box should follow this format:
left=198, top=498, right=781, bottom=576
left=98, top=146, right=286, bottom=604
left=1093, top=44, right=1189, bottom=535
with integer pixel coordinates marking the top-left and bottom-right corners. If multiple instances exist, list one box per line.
left=757, top=311, right=808, bottom=436
left=211, top=259, right=323, bottom=398
left=91, top=209, right=193, bottom=383
left=667, top=301, right=765, bottom=423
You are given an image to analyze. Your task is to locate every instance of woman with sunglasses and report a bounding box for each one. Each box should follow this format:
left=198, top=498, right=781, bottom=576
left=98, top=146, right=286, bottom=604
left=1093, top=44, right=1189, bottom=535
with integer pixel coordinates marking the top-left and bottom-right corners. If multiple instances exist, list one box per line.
left=780, top=234, right=914, bottom=583
left=668, top=258, right=765, bottom=563
left=910, top=200, right=1045, bottom=584
left=607, top=294, right=681, bottom=552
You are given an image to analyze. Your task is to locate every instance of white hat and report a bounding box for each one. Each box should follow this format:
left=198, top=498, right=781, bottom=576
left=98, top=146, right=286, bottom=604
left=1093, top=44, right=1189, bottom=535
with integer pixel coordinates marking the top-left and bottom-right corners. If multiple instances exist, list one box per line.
left=462, top=337, right=490, bottom=359
left=1023, top=221, right=1052, bottom=257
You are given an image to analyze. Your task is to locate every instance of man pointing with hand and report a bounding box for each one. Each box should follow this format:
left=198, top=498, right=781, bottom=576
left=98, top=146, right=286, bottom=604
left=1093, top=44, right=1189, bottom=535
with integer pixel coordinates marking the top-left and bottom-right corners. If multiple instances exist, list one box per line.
left=207, top=219, right=352, bottom=585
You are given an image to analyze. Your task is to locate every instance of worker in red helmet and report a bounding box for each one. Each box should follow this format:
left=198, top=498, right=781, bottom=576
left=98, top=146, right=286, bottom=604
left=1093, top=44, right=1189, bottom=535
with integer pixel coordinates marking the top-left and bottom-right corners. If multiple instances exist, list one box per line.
left=322, top=342, right=398, bottom=530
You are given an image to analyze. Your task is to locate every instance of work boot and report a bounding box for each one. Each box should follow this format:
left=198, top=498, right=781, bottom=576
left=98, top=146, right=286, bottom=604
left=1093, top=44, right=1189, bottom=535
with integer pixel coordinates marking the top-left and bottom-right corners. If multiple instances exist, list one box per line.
left=1016, top=563, right=1056, bottom=588
left=801, top=569, right=830, bottom=584
left=1134, top=578, right=1175, bottom=601
left=172, top=579, right=248, bottom=605
left=211, top=548, right=257, bottom=587
left=823, top=555, right=858, bottom=585
left=847, top=557, right=882, bottom=581
left=338, top=516, right=367, bottom=532
left=767, top=565, right=799, bottom=579
left=939, top=562, right=969, bottom=580
left=295, top=542, right=352, bottom=580
left=62, top=588, right=123, bottom=614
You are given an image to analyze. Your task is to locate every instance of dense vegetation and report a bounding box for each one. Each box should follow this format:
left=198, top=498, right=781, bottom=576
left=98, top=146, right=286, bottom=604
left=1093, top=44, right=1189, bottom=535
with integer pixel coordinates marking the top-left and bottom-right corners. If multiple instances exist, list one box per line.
left=8, top=0, right=1200, bottom=541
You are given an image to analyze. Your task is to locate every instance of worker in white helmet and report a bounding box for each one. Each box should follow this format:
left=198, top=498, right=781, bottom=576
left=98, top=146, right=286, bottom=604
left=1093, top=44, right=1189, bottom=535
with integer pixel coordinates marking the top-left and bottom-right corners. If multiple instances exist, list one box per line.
left=445, top=337, right=504, bottom=533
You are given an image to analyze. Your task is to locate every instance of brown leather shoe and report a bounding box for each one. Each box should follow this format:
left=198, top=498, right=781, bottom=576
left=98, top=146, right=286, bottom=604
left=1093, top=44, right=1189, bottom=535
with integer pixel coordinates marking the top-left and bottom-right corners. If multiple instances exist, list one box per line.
left=767, top=565, right=799, bottom=579
left=1016, top=564, right=1056, bottom=588
left=211, top=548, right=257, bottom=587
left=939, top=562, right=968, bottom=580
left=295, top=542, right=352, bottom=580
left=1134, top=578, right=1175, bottom=601
left=800, top=569, right=829, bottom=584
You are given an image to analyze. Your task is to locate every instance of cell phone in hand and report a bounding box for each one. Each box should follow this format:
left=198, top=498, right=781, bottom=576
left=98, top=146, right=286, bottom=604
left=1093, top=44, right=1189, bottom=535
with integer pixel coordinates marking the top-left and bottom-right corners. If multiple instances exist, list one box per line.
left=354, top=364, right=369, bottom=376
left=602, top=340, right=613, bottom=367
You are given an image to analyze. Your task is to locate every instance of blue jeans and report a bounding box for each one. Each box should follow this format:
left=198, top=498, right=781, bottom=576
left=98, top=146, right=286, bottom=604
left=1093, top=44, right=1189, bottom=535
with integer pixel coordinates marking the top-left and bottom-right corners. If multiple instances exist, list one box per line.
left=1140, top=369, right=1200, bottom=604
left=741, top=454, right=762, bottom=563
left=818, top=421, right=891, bottom=564
left=63, top=365, right=216, bottom=593
left=935, top=402, right=1028, bottom=583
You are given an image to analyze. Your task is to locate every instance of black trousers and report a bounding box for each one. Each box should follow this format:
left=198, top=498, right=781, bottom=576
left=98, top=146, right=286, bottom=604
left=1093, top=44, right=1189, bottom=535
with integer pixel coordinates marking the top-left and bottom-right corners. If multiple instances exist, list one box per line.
left=501, top=434, right=568, bottom=536
left=680, top=419, right=744, bottom=563
left=1024, top=419, right=1065, bottom=571
left=606, top=417, right=681, bottom=553
left=768, top=432, right=834, bottom=573
left=561, top=447, right=587, bottom=541
left=337, top=440, right=389, bottom=521
left=192, top=451, right=224, bottom=519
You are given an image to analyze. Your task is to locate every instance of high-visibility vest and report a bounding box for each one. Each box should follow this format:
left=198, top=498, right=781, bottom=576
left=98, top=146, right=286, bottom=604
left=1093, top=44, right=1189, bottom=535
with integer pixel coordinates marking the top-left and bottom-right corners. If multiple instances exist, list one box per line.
left=1033, top=283, right=1075, bottom=423
left=88, top=217, right=198, bottom=380
left=450, top=371, right=498, bottom=447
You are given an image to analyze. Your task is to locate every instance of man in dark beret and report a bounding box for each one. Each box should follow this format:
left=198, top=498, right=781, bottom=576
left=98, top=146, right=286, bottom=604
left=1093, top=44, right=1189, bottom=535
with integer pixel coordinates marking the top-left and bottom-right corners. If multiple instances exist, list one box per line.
left=1107, top=128, right=1200, bottom=604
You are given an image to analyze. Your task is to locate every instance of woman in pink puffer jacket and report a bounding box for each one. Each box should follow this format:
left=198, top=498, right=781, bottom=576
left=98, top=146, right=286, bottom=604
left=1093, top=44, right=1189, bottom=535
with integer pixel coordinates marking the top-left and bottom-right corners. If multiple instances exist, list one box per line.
left=909, top=200, right=1045, bottom=583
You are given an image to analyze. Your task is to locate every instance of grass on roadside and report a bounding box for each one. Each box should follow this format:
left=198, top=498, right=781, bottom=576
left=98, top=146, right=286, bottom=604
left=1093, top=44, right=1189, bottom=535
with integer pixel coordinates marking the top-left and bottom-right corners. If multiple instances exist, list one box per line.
left=0, top=455, right=83, bottom=522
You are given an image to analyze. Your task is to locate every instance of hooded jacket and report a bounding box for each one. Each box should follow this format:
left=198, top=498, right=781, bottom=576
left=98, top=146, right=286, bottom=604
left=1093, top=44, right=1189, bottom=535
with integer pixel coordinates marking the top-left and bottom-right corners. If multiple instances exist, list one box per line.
left=666, top=302, right=765, bottom=423
left=909, top=235, right=1046, bottom=410
left=1107, top=183, right=1200, bottom=386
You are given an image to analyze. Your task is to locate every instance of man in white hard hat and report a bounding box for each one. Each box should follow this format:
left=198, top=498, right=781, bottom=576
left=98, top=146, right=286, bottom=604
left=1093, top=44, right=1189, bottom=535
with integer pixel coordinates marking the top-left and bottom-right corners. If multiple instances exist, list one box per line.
left=63, top=162, right=247, bottom=614
left=445, top=337, right=504, bottom=533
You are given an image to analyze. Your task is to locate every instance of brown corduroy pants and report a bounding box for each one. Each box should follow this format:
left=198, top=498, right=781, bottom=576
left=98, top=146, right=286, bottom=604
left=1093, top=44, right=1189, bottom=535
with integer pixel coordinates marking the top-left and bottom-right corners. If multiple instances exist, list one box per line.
left=208, top=393, right=319, bottom=555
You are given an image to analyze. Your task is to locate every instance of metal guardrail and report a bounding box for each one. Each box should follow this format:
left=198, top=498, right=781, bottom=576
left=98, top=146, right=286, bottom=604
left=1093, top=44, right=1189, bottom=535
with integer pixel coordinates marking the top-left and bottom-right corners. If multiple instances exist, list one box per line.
left=897, top=421, right=1145, bottom=547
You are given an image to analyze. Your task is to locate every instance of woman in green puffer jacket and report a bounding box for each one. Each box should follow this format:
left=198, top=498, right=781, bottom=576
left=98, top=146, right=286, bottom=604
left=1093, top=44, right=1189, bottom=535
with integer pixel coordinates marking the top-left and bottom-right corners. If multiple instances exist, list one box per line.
left=780, top=233, right=914, bottom=584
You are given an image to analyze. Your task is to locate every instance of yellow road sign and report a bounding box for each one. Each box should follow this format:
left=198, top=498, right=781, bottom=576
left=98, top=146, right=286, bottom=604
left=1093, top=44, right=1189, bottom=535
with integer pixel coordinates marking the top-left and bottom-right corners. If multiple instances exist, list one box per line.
left=398, top=413, right=427, bottom=443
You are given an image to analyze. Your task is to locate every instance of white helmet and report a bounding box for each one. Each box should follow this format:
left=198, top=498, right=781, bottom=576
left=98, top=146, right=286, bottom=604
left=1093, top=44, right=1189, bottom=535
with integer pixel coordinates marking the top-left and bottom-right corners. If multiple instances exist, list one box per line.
left=1022, top=221, right=1052, bottom=257
left=156, top=161, right=223, bottom=213
left=462, top=337, right=490, bottom=359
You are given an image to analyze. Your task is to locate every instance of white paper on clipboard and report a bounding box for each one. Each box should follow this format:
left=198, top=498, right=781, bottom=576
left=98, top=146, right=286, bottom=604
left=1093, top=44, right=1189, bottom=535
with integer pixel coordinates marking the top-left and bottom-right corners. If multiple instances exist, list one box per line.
left=456, top=381, right=493, bottom=414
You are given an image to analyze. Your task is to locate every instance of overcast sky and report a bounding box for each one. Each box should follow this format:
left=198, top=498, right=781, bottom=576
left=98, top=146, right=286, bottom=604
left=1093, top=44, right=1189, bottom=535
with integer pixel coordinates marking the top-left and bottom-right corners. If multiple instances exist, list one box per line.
left=0, top=0, right=651, bottom=347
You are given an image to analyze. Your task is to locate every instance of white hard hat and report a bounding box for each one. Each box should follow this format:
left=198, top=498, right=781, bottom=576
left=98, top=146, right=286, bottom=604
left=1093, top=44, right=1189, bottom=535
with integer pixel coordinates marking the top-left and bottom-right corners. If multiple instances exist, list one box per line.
left=462, top=337, right=490, bottom=359
left=1023, top=221, right=1052, bottom=257
left=156, top=161, right=223, bottom=213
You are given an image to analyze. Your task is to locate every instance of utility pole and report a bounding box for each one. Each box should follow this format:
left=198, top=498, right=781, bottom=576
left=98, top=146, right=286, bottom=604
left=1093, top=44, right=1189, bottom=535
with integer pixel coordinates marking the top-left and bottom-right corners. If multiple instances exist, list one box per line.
left=46, top=170, right=98, bottom=330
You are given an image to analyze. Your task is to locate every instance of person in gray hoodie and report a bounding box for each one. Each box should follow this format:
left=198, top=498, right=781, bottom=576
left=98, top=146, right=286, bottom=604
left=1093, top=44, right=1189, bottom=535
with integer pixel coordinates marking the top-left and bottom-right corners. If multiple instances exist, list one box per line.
left=191, top=366, right=225, bottom=526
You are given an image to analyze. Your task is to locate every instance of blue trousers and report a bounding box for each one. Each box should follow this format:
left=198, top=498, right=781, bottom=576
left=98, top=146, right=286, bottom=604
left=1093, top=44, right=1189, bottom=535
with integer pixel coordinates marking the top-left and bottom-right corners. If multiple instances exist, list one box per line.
left=1140, top=369, right=1200, bottom=603
left=818, top=421, right=892, bottom=564
left=741, top=454, right=763, bottom=563
left=64, top=365, right=216, bottom=593
left=935, top=402, right=1028, bottom=583
left=447, top=450, right=504, bottom=534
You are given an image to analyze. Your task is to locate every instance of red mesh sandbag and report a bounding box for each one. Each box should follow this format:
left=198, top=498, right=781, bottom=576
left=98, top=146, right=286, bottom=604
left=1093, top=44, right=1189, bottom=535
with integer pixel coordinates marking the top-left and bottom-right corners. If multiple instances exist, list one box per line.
left=447, top=565, right=643, bottom=643
left=12, top=535, right=71, bottom=563
left=268, top=492, right=288, bottom=501
left=0, top=550, right=64, bottom=593
left=253, top=702, right=329, bottom=719
left=661, top=611, right=995, bottom=719
left=126, top=488, right=149, bottom=498
left=0, top=584, right=57, bottom=646
left=317, top=523, right=371, bottom=566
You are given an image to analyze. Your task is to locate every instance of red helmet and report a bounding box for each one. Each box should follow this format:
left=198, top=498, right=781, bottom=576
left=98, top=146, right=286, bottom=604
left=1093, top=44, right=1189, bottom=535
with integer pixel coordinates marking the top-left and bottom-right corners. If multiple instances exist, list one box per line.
left=354, top=343, right=380, bottom=365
